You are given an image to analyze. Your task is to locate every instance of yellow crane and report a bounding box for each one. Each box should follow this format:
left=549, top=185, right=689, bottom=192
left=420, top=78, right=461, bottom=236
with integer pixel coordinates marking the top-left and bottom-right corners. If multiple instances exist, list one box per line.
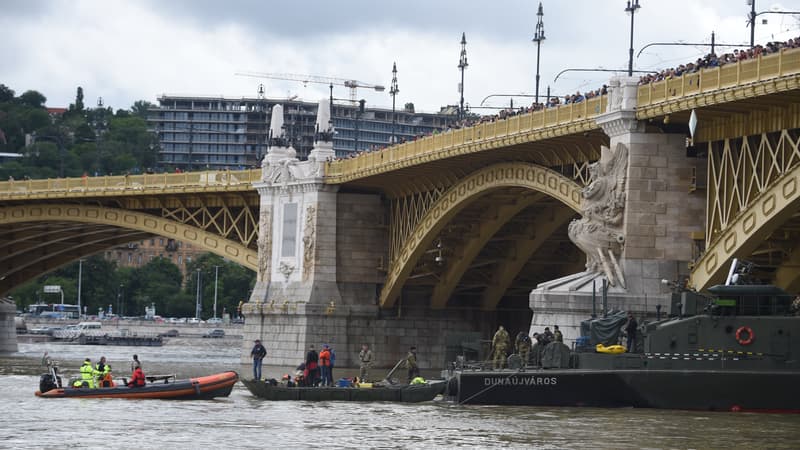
left=235, top=71, right=385, bottom=103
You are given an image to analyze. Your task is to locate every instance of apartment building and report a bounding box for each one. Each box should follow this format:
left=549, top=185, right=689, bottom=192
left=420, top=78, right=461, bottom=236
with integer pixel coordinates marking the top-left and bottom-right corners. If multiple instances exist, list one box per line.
left=147, top=95, right=458, bottom=169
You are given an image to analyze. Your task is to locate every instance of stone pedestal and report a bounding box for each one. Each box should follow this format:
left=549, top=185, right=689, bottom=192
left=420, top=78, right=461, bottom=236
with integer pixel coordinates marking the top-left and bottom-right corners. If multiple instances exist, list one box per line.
left=0, top=300, right=18, bottom=353
left=529, top=76, right=706, bottom=344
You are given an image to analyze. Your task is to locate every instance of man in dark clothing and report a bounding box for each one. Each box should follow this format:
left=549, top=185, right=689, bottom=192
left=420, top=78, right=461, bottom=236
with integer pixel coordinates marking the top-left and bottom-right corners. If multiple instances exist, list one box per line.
left=406, top=346, right=420, bottom=383
left=305, top=345, right=320, bottom=386
left=625, top=313, right=638, bottom=352
left=250, top=339, right=267, bottom=381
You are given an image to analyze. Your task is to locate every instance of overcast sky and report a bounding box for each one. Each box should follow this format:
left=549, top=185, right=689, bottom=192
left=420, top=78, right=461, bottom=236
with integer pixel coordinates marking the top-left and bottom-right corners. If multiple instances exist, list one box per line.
left=3, top=0, right=800, bottom=114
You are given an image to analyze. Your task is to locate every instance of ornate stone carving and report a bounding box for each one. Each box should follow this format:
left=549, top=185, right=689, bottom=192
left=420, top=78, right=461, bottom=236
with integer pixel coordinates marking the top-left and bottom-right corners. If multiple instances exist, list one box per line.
left=302, top=205, right=316, bottom=280
left=256, top=209, right=272, bottom=283
left=278, top=261, right=295, bottom=281
left=567, top=142, right=628, bottom=288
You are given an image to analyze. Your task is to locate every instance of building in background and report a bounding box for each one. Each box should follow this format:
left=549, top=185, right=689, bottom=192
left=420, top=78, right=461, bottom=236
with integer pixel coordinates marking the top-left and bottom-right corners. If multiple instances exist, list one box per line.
left=104, top=238, right=204, bottom=280
left=147, top=95, right=458, bottom=170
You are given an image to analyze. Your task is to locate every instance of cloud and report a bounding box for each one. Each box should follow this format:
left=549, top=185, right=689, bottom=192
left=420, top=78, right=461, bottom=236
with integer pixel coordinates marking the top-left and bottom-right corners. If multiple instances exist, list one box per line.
left=1, top=0, right=799, bottom=112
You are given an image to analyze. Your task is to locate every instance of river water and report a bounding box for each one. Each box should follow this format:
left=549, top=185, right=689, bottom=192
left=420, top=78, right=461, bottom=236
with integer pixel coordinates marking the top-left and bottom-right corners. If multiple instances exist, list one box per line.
left=2, top=341, right=799, bottom=449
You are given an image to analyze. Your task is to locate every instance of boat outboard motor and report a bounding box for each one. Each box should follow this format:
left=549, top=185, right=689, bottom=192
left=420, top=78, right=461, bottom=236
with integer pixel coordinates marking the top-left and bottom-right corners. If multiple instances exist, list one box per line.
left=39, top=373, right=61, bottom=393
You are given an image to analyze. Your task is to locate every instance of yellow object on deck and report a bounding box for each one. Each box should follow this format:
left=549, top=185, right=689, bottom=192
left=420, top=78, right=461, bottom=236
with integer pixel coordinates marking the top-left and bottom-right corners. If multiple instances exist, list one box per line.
left=595, top=343, right=626, bottom=354
left=357, top=382, right=373, bottom=389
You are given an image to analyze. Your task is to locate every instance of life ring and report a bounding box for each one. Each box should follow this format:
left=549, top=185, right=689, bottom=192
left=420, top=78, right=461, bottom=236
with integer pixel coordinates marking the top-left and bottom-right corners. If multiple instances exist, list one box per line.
left=735, top=326, right=754, bottom=346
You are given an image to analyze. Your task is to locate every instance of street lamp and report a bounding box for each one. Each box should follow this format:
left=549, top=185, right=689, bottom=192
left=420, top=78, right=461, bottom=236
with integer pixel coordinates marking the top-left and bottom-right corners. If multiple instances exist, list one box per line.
left=30, top=132, right=66, bottom=177
left=625, top=0, right=641, bottom=77
left=458, top=32, right=468, bottom=121
left=77, top=259, right=83, bottom=319
left=532, top=2, right=546, bottom=105
left=213, top=265, right=220, bottom=319
left=195, top=268, right=202, bottom=320
left=117, top=284, right=124, bottom=317
left=389, top=62, right=399, bottom=144
left=748, top=0, right=756, bottom=49
left=354, top=99, right=365, bottom=153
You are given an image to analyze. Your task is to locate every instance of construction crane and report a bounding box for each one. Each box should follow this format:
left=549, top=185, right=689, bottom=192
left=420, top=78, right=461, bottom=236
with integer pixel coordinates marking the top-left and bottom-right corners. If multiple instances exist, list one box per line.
left=236, top=71, right=385, bottom=103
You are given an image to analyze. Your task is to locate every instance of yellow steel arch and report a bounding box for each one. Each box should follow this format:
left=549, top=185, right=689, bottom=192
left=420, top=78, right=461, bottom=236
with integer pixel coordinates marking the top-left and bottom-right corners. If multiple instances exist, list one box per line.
left=0, top=204, right=258, bottom=271
left=690, top=163, right=800, bottom=291
left=379, top=163, right=583, bottom=308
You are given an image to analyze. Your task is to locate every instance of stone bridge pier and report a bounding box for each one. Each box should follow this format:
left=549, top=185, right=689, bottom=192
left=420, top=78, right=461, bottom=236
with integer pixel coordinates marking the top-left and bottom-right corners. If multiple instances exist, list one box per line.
left=530, top=77, right=707, bottom=343
left=242, top=101, right=487, bottom=371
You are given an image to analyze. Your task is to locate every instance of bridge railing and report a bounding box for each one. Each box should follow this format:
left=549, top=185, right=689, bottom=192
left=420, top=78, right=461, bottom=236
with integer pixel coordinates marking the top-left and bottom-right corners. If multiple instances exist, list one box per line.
left=326, top=95, right=607, bottom=179
left=0, top=169, right=262, bottom=197
left=637, top=46, right=800, bottom=106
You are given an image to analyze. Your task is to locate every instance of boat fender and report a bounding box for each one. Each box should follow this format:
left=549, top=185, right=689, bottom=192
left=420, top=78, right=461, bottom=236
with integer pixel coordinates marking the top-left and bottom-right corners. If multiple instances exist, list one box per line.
left=192, top=380, right=201, bottom=395
left=735, top=326, right=754, bottom=346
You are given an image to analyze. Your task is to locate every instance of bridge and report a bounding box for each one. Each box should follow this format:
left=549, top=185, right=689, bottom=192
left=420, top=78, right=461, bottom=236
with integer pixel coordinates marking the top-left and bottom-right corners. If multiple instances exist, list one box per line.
left=1, top=47, right=799, bottom=366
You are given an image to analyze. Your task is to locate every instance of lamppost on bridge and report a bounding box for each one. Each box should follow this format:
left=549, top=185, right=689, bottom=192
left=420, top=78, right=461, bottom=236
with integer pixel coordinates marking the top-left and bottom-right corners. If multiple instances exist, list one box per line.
left=213, top=265, right=220, bottom=320
left=458, top=32, right=468, bottom=121
left=29, top=131, right=66, bottom=178
left=195, top=268, right=202, bottom=320
left=749, top=6, right=800, bottom=50
left=748, top=0, right=756, bottom=49
left=77, top=259, right=83, bottom=319
left=390, top=62, right=399, bottom=144
left=625, top=0, right=641, bottom=77
left=532, top=2, right=546, bottom=105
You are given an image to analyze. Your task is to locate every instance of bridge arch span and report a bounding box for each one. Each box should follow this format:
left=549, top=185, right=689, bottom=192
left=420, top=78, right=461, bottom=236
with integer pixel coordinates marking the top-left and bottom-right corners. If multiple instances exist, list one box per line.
left=690, top=163, right=800, bottom=291
left=379, top=163, right=583, bottom=308
left=0, top=205, right=257, bottom=293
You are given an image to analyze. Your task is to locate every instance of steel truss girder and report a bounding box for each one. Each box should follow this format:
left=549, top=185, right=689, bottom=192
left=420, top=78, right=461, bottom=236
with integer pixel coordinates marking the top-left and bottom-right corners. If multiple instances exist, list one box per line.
left=0, top=205, right=258, bottom=293
left=380, top=162, right=583, bottom=309
left=429, top=194, right=544, bottom=309
left=705, top=129, right=800, bottom=246
left=691, top=137, right=800, bottom=290
left=479, top=206, right=577, bottom=310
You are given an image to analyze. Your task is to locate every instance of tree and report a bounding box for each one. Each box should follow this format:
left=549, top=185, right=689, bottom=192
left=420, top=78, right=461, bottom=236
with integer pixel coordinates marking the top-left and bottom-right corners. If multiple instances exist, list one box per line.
left=131, top=100, right=153, bottom=119
left=0, top=84, right=15, bottom=103
left=126, top=257, right=183, bottom=317
left=18, top=90, right=47, bottom=108
left=75, top=87, right=84, bottom=111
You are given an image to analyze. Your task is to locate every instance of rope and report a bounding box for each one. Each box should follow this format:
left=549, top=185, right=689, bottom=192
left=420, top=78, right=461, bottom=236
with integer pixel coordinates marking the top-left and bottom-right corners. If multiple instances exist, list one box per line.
left=457, top=366, right=526, bottom=405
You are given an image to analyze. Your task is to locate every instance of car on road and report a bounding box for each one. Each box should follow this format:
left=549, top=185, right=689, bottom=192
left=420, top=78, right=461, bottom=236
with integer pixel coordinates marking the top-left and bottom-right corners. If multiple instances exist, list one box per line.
left=158, top=329, right=180, bottom=337
left=202, top=329, right=225, bottom=338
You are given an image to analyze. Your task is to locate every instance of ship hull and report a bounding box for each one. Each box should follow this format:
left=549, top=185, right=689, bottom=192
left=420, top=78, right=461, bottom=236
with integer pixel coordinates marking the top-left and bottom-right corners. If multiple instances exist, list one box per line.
left=451, top=369, right=800, bottom=412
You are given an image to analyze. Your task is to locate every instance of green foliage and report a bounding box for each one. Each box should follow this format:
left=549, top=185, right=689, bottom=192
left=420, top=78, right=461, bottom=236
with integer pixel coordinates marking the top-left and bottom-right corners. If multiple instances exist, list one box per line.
left=18, top=90, right=47, bottom=108
left=11, top=252, right=255, bottom=320
left=0, top=84, right=14, bottom=103
left=0, top=83, right=159, bottom=178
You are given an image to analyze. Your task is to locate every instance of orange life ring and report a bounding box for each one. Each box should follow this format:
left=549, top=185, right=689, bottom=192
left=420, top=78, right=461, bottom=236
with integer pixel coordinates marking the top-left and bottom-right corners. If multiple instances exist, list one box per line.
left=735, top=326, right=754, bottom=346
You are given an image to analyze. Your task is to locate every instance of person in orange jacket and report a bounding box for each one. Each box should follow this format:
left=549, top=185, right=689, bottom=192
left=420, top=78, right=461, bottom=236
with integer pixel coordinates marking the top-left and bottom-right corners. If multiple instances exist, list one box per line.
left=319, top=344, right=332, bottom=387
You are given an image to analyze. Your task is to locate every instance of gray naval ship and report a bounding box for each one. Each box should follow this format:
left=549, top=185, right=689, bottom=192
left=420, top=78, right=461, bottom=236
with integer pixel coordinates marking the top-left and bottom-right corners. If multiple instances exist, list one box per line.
left=446, top=261, right=800, bottom=412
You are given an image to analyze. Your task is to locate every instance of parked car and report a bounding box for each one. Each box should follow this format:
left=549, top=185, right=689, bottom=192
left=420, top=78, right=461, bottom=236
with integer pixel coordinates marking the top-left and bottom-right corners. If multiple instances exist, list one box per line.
left=187, top=318, right=201, bottom=324
left=206, top=317, right=223, bottom=324
left=158, top=329, right=180, bottom=338
left=202, top=329, right=225, bottom=338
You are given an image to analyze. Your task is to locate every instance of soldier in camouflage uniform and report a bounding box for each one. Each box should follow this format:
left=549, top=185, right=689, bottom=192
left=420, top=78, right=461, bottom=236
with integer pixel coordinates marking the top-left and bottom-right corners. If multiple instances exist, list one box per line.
left=515, top=331, right=532, bottom=367
left=491, top=325, right=510, bottom=370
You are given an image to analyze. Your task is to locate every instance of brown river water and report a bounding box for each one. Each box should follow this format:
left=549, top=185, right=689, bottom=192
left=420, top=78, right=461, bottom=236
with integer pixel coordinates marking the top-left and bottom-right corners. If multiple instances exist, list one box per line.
left=2, top=341, right=799, bottom=449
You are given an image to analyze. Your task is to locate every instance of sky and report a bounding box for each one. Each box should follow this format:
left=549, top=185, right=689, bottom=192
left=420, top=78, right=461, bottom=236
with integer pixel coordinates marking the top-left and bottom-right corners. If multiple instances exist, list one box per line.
left=3, top=0, right=800, bottom=114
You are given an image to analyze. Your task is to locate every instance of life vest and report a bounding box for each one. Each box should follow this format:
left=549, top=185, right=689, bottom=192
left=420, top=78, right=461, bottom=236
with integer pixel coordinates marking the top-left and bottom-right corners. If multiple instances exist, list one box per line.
left=79, top=361, right=96, bottom=388
left=319, top=349, right=331, bottom=367
left=96, top=363, right=113, bottom=387
left=128, top=367, right=146, bottom=387
left=410, top=377, right=426, bottom=385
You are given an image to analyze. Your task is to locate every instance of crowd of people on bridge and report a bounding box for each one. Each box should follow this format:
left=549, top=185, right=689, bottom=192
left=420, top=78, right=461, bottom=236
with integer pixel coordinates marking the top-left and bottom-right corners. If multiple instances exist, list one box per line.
left=639, top=36, right=800, bottom=85
left=332, top=35, right=800, bottom=164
